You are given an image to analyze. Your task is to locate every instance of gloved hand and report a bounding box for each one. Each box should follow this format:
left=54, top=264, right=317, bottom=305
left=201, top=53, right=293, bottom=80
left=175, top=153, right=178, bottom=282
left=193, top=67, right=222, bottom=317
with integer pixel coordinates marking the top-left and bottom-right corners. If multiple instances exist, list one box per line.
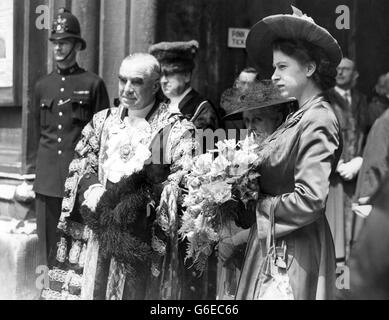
left=337, top=157, right=363, bottom=181
left=14, top=181, right=35, bottom=203
left=217, top=236, right=235, bottom=264
left=352, top=204, right=373, bottom=218
left=82, top=184, right=105, bottom=212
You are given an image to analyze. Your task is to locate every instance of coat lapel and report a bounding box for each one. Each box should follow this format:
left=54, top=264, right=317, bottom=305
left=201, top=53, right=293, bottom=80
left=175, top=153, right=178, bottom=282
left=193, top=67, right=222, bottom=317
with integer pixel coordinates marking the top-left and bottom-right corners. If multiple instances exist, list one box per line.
left=178, top=89, right=200, bottom=117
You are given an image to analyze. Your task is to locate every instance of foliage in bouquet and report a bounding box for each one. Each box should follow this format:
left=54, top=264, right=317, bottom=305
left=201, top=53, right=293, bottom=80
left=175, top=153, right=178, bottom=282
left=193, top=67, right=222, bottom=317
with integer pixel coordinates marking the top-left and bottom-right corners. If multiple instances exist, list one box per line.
left=179, top=134, right=260, bottom=273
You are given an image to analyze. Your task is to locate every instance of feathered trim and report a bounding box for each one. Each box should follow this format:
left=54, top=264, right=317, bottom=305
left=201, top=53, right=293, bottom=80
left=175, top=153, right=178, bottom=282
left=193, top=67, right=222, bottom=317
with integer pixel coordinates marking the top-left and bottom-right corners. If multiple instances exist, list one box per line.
left=80, top=171, right=154, bottom=275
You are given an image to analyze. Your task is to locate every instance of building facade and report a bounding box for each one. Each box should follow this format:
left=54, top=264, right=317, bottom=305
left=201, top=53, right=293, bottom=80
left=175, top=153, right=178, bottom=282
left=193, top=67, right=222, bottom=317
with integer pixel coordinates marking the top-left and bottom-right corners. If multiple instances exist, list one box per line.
left=1, top=0, right=389, bottom=215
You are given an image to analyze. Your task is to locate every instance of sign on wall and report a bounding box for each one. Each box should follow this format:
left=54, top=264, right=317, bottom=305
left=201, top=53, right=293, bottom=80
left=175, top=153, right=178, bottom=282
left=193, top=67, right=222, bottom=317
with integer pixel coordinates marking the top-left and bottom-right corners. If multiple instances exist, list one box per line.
left=227, top=28, right=250, bottom=48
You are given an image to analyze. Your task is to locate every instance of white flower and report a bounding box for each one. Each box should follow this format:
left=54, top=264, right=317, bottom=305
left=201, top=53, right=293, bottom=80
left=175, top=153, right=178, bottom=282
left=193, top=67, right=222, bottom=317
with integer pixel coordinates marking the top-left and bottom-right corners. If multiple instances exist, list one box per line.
left=180, top=155, right=195, bottom=172
left=231, top=150, right=257, bottom=174
left=201, top=180, right=232, bottom=204
left=210, top=155, right=230, bottom=177
left=189, top=177, right=201, bottom=189
left=238, top=133, right=259, bottom=153
left=215, top=139, right=236, bottom=152
left=215, top=139, right=237, bottom=161
left=192, top=153, right=213, bottom=175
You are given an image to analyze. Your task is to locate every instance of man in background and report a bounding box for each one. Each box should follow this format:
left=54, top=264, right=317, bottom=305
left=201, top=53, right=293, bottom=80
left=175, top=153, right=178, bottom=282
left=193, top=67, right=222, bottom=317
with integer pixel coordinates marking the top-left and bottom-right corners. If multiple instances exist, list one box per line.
left=234, top=67, right=258, bottom=93
left=325, top=57, right=369, bottom=264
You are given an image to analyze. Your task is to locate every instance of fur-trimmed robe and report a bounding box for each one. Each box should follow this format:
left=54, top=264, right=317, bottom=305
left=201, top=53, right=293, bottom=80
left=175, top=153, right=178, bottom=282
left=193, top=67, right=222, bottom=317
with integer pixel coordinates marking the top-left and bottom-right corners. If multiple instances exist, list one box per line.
left=41, top=100, right=200, bottom=300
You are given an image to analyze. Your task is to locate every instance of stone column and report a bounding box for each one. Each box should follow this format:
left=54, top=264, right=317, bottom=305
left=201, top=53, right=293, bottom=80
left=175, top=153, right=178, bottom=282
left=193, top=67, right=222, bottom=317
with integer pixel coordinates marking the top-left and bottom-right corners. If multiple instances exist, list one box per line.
left=72, top=0, right=101, bottom=74
left=22, top=0, right=49, bottom=176
left=129, top=0, right=158, bottom=53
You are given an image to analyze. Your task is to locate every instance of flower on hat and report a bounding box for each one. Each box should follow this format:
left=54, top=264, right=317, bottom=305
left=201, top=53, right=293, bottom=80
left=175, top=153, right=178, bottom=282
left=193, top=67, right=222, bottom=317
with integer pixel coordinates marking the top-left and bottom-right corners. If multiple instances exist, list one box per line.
left=291, top=6, right=315, bottom=23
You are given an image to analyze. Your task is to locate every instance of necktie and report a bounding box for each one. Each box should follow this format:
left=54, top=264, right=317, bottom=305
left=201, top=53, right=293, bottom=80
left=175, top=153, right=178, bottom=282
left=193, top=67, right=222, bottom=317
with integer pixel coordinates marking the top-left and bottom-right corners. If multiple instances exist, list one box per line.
left=343, top=91, right=351, bottom=107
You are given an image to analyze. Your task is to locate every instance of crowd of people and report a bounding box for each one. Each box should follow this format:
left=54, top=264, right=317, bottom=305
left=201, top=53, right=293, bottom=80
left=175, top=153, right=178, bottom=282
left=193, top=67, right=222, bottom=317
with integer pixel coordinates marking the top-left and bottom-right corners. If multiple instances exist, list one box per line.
left=30, top=7, right=389, bottom=300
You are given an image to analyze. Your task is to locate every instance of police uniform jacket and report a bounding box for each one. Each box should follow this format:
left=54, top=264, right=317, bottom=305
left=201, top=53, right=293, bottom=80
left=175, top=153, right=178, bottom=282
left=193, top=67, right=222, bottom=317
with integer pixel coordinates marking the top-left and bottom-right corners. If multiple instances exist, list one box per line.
left=31, top=64, right=110, bottom=198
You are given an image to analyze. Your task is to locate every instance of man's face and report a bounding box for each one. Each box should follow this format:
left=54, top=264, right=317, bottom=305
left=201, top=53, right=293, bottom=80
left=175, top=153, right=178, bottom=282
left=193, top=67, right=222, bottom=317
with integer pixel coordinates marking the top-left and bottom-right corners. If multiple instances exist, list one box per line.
left=52, top=38, right=78, bottom=62
left=160, top=70, right=190, bottom=98
left=336, top=58, right=357, bottom=89
left=118, top=59, right=159, bottom=110
left=235, top=72, right=257, bottom=93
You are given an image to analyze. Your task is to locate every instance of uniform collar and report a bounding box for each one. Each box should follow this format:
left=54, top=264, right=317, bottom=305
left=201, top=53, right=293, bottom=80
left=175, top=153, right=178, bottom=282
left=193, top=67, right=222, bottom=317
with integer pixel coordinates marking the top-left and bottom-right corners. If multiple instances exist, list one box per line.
left=56, top=63, right=81, bottom=75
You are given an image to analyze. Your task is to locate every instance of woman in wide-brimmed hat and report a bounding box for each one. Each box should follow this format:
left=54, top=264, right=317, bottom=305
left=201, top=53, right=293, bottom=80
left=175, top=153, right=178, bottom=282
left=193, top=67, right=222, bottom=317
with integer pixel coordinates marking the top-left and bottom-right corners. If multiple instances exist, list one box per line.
left=235, top=7, right=343, bottom=300
left=222, top=80, right=297, bottom=143
left=217, top=81, right=297, bottom=300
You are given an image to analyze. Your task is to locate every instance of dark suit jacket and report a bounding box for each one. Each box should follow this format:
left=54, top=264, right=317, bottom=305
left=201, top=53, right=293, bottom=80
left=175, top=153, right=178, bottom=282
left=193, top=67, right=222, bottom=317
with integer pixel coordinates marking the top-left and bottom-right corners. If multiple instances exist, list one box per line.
left=351, top=109, right=389, bottom=243
left=178, top=89, right=220, bottom=130
left=367, top=94, right=389, bottom=128
left=326, top=88, right=369, bottom=161
left=344, top=175, right=389, bottom=299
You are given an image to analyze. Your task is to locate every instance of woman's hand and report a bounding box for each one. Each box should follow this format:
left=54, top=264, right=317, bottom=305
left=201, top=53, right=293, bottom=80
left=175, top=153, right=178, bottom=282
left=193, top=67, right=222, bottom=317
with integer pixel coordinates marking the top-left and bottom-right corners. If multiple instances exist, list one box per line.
left=217, top=237, right=236, bottom=264
left=337, top=157, right=363, bottom=181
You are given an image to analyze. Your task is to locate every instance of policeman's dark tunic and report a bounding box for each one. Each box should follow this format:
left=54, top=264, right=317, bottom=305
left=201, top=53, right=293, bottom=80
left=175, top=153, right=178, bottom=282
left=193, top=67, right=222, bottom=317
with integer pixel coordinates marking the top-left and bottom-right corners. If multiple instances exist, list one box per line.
left=31, top=64, right=109, bottom=257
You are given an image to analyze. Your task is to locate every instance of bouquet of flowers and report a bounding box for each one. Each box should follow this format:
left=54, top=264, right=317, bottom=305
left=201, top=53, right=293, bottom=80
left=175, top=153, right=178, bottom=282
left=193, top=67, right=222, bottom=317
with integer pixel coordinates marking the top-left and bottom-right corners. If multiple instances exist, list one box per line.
left=179, top=134, right=261, bottom=273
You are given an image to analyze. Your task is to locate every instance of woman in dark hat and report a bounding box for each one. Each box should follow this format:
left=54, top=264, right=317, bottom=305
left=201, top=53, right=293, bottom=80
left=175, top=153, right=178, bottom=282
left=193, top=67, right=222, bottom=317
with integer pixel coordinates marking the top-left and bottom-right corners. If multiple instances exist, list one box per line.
left=235, top=7, right=343, bottom=300
left=217, top=81, right=297, bottom=300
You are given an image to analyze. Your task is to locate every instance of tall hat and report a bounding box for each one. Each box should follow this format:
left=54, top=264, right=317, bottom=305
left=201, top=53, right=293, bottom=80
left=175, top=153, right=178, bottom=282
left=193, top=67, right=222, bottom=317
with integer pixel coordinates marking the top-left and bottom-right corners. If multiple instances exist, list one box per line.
left=246, top=6, right=342, bottom=71
left=49, top=8, right=86, bottom=50
left=148, top=40, right=199, bottom=74
left=222, top=80, right=297, bottom=119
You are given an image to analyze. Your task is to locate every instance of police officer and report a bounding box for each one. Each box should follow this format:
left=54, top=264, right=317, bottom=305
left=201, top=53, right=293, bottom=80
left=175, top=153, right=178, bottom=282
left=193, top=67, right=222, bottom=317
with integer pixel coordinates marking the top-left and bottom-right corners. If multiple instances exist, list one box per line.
left=30, top=8, right=110, bottom=262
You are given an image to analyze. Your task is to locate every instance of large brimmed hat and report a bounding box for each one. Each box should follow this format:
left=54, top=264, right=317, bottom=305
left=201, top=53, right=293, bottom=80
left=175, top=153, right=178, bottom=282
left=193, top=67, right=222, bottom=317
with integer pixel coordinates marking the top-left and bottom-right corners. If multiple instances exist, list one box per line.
left=149, top=40, right=199, bottom=73
left=222, top=80, right=297, bottom=119
left=246, top=6, right=342, bottom=71
left=49, top=8, right=86, bottom=50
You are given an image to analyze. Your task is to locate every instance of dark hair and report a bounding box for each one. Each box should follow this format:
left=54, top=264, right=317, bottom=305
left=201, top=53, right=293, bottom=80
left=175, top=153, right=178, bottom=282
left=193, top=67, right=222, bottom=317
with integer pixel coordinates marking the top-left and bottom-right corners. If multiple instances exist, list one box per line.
left=272, top=39, right=337, bottom=91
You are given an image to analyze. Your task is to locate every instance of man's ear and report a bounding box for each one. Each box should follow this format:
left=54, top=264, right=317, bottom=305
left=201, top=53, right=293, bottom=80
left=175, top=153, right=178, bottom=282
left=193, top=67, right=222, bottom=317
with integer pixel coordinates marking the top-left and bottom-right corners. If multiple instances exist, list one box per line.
left=353, top=70, right=360, bottom=82
left=74, top=40, right=82, bottom=52
left=152, top=78, right=161, bottom=94
left=306, top=61, right=317, bottom=77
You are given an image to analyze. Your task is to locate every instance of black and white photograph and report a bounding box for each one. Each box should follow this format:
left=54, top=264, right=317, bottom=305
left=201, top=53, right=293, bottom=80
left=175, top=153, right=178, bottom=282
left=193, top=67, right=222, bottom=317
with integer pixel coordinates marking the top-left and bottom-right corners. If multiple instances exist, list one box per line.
left=0, top=0, right=389, bottom=307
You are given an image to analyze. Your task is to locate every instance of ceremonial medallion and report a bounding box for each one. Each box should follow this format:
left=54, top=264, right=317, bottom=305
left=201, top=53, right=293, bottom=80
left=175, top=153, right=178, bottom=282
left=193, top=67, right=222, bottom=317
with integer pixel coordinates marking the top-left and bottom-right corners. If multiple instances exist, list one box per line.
left=69, top=240, right=82, bottom=264
left=56, top=237, right=68, bottom=263
left=119, top=144, right=134, bottom=162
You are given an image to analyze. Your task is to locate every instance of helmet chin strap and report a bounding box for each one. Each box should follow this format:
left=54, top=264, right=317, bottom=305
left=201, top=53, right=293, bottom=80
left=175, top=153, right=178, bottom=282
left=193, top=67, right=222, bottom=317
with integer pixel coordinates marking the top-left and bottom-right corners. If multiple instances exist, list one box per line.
left=56, top=39, right=76, bottom=64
